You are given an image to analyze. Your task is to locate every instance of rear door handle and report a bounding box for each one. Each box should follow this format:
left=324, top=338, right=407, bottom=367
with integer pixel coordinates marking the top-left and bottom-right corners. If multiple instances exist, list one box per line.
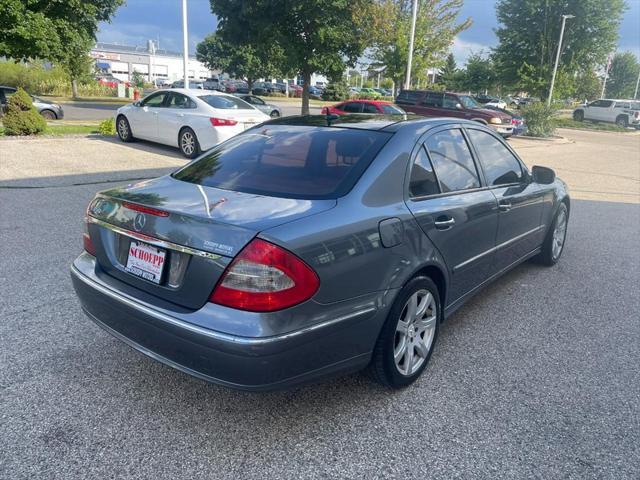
left=434, top=217, right=455, bottom=229
left=498, top=202, right=512, bottom=212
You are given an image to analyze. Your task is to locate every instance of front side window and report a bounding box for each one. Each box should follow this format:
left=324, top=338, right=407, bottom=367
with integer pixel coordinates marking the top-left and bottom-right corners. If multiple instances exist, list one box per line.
left=142, top=92, right=168, bottom=107
left=589, top=100, right=613, bottom=108
left=425, top=129, right=480, bottom=193
left=381, top=104, right=405, bottom=115
left=172, top=125, right=392, bottom=199
left=442, top=94, right=459, bottom=109
left=250, top=96, right=265, bottom=106
left=362, top=103, right=379, bottom=114
left=458, top=95, right=481, bottom=109
left=422, top=92, right=443, bottom=107
left=409, top=146, right=439, bottom=197
left=199, top=95, right=252, bottom=109
left=466, top=129, right=524, bottom=186
left=342, top=102, right=364, bottom=113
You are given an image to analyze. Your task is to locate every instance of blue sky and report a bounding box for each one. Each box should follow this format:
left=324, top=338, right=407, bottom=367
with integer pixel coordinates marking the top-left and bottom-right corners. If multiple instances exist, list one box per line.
left=97, top=0, right=640, bottom=64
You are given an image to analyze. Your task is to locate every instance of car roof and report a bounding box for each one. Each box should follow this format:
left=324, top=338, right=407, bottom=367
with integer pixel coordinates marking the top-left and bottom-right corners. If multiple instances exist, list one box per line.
left=338, top=99, right=393, bottom=105
left=163, top=88, right=226, bottom=97
left=264, top=114, right=476, bottom=132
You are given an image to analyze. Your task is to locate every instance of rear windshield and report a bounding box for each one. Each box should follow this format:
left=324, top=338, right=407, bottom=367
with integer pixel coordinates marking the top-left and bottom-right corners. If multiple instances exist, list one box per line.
left=199, top=95, right=252, bottom=109
left=172, top=125, right=392, bottom=199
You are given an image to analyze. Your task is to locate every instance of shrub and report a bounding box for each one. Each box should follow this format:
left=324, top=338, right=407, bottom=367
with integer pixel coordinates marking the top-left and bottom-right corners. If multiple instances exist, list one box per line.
left=520, top=102, right=557, bottom=137
left=98, top=118, right=116, bottom=136
left=322, top=80, right=350, bottom=101
left=3, top=87, right=47, bottom=135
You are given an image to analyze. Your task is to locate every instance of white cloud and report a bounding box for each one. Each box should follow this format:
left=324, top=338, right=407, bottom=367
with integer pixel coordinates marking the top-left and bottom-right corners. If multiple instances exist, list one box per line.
left=451, top=37, right=492, bottom=66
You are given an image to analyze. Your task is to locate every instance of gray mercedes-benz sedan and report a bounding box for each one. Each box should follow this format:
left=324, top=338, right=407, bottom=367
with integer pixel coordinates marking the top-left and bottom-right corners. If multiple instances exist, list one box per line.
left=71, top=115, right=570, bottom=391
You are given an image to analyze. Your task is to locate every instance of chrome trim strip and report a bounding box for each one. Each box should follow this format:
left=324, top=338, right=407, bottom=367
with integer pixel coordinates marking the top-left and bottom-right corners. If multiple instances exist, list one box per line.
left=453, top=225, right=544, bottom=272
left=71, top=264, right=376, bottom=345
left=87, top=216, right=222, bottom=260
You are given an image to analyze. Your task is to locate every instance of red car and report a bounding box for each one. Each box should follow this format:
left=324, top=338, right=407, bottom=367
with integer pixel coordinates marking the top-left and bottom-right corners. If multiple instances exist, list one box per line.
left=288, top=84, right=303, bottom=97
left=321, top=100, right=406, bottom=115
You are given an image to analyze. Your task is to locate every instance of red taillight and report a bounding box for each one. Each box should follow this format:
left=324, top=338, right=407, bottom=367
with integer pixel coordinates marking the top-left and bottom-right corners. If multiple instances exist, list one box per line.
left=83, top=220, right=96, bottom=256
left=210, top=117, right=238, bottom=127
left=122, top=201, right=169, bottom=217
left=210, top=238, right=319, bottom=312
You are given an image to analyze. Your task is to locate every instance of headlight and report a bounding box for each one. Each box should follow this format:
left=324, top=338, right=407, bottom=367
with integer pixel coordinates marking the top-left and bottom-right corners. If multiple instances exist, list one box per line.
left=489, top=117, right=502, bottom=124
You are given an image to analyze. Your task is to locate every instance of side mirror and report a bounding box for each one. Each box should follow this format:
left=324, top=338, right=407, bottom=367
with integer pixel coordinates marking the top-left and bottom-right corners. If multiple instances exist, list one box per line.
left=133, top=101, right=141, bottom=107
left=532, top=165, right=556, bottom=184
left=456, top=103, right=463, bottom=109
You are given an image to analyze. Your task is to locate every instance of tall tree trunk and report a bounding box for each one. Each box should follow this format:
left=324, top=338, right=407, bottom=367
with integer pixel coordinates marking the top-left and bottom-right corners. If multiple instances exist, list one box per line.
left=71, top=79, right=78, bottom=98
left=247, top=78, right=253, bottom=93
left=301, top=68, right=311, bottom=115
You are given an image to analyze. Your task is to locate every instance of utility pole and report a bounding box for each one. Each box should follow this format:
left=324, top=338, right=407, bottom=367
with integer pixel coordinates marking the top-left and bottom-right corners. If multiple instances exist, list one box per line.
left=547, top=14, right=574, bottom=107
left=404, top=0, right=418, bottom=90
left=601, top=53, right=613, bottom=99
left=182, top=0, right=189, bottom=89
left=634, top=68, right=640, bottom=100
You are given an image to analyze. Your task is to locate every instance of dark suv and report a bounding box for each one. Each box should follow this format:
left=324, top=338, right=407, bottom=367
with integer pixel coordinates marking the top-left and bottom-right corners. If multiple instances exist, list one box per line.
left=396, top=90, right=514, bottom=137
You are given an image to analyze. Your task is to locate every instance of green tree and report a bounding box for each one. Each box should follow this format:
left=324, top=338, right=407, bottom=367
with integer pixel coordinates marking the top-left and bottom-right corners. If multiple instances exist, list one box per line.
left=196, top=34, right=281, bottom=92
left=606, top=52, right=640, bottom=99
left=493, top=0, right=626, bottom=98
left=463, top=53, right=496, bottom=93
left=439, top=53, right=457, bottom=87
left=574, top=70, right=601, bottom=102
left=370, top=0, right=471, bottom=92
left=0, top=0, right=124, bottom=97
left=208, top=0, right=368, bottom=114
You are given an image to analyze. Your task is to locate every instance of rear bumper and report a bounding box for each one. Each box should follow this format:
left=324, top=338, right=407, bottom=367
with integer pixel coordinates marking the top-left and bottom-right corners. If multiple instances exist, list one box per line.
left=70, top=254, right=375, bottom=391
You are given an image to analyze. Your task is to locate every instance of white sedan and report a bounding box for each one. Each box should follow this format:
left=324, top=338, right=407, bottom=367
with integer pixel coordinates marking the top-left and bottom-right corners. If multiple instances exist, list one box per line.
left=115, top=88, right=271, bottom=158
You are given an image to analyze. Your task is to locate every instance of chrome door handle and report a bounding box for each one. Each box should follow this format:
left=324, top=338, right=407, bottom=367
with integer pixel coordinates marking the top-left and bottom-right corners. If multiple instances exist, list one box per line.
left=498, top=202, right=512, bottom=212
left=434, top=217, right=455, bottom=229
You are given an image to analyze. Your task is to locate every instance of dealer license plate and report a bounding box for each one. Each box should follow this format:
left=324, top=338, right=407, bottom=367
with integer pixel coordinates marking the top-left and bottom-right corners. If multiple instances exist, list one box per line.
left=125, top=241, right=166, bottom=284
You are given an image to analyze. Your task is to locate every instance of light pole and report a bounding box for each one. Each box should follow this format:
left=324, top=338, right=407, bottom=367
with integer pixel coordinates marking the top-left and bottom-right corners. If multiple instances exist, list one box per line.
left=547, top=14, right=574, bottom=107
left=404, top=0, right=418, bottom=90
left=182, top=0, right=189, bottom=89
left=600, top=53, right=613, bottom=98
left=634, top=69, right=640, bottom=100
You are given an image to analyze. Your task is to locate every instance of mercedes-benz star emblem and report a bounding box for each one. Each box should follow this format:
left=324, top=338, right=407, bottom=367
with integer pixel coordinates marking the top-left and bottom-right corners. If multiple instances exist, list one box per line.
left=133, top=213, right=146, bottom=232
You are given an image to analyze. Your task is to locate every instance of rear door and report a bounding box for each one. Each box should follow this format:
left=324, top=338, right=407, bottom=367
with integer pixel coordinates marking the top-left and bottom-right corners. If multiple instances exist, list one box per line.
left=465, top=127, right=544, bottom=273
left=405, top=126, right=498, bottom=303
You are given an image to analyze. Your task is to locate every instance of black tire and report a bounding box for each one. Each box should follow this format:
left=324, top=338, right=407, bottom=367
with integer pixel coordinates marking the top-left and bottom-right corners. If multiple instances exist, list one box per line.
left=615, top=115, right=628, bottom=128
left=40, top=110, right=56, bottom=120
left=369, top=276, right=441, bottom=389
left=179, top=127, right=200, bottom=159
left=534, top=202, right=569, bottom=266
left=116, top=115, right=134, bottom=142
left=573, top=110, right=584, bottom=122
left=270, top=110, right=280, bottom=118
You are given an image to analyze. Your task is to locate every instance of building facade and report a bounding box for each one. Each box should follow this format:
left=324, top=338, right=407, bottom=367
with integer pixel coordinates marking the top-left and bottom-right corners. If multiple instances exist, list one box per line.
left=91, top=41, right=216, bottom=83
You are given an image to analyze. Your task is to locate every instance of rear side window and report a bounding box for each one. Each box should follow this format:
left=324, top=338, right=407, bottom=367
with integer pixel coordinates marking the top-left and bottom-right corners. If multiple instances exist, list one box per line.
left=466, top=129, right=524, bottom=186
left=409, top=146, right=439, bottom=197
left=395, top=90, right=423, bottom=105
left=363, top=103, right=379, bottom=114
left=199, top=95, right=252, bottom=109
left=172, top=125, right=392, bottom=199
left=425, top=129, right=480, bottom=193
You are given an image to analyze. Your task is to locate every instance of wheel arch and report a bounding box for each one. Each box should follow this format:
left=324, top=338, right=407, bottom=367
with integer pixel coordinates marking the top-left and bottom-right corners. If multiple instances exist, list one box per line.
left=408, top=263, right=448, bottom=314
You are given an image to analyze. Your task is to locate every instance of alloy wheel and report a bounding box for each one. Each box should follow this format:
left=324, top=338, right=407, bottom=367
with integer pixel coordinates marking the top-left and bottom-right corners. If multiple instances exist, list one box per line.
left=394, top=290, right=437, bottom=376
left=181, top=131, right=195, bottom=155
left=552, top=209, right=567, bottom=260
left=117, top=118, right=129, bottom=139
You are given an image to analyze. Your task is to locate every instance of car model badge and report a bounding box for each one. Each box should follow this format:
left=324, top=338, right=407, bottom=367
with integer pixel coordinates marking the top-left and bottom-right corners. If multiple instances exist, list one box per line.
left=133, top=213, right=146, bottom=232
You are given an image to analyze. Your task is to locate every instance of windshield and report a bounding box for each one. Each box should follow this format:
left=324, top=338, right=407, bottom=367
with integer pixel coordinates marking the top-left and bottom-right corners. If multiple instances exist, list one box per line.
left=172, top=125, right=392, bottom=199
left=199, top=95, right=253, bottom=109
left=458, top=95, right=481, bottom=109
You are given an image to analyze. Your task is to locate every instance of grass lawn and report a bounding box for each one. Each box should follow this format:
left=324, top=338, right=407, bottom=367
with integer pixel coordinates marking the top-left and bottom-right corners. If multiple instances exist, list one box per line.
left=0, top=123, right=101, bottom=137
left=554, top=118, right=629, bottom=132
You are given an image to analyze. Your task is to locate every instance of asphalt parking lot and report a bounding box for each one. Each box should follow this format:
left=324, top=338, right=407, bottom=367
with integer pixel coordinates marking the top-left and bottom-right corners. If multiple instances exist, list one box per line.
left=1, top=130, right=639, bottom=479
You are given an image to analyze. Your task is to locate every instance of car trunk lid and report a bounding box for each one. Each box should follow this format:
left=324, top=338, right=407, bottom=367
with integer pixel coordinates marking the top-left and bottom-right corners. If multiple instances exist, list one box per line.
left=87, top=175, right=335, bottom=309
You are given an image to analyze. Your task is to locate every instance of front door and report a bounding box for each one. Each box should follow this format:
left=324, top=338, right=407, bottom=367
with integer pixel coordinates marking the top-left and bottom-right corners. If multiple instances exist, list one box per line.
left=465, top=127, right=545, bottom=274
left=405, top=127, right=499, bottom=304
left=127, top=91, right=169, bottom=140
left=584, top=99, right=613, bottom=121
